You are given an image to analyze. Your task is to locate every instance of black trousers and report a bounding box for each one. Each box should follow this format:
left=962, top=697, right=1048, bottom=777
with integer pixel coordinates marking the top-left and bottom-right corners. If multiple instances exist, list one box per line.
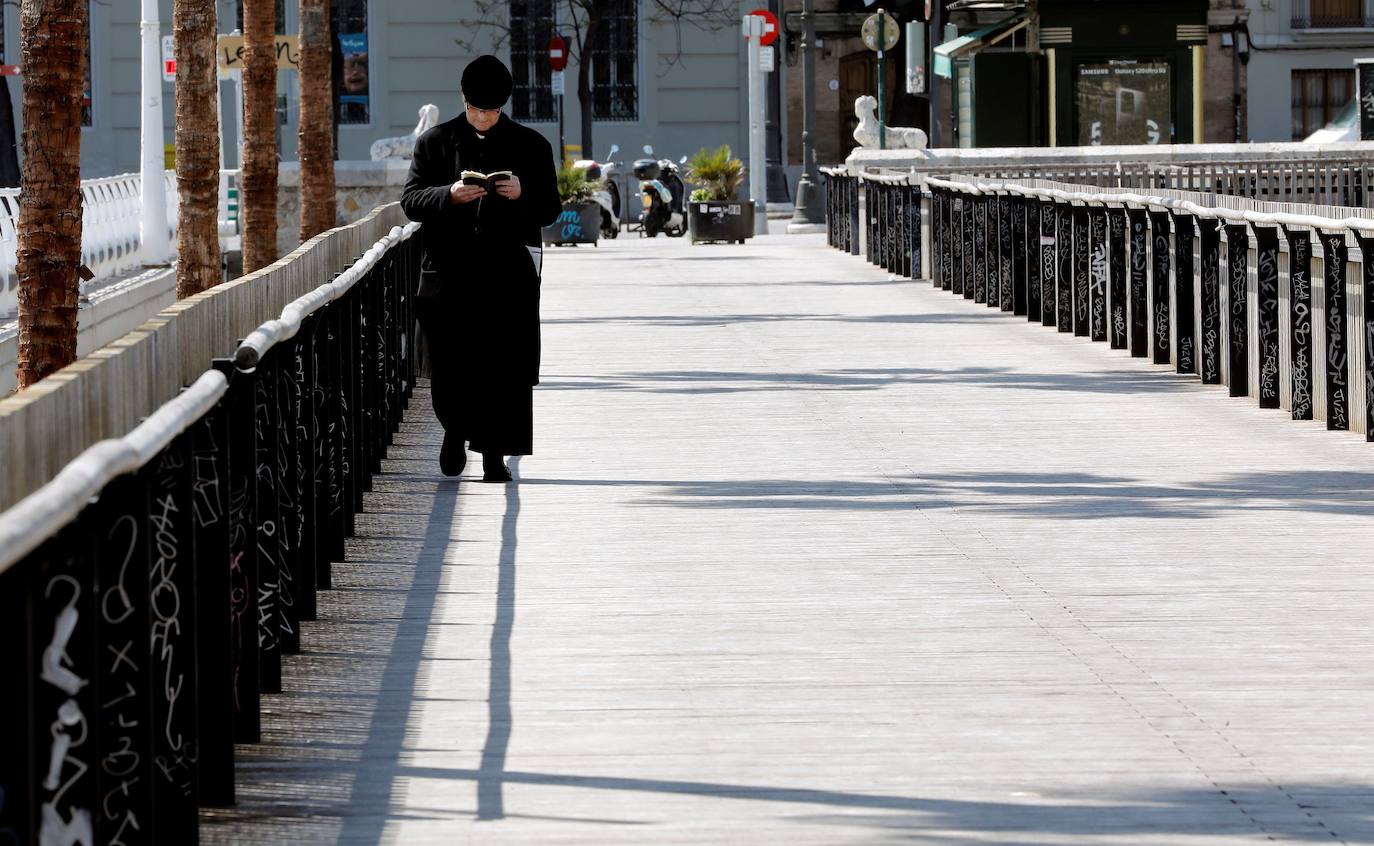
left=416, top=297, right=534, bottom=456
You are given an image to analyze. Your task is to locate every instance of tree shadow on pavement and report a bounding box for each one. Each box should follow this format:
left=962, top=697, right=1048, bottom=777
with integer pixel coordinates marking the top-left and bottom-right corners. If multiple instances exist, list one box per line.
left=540, top=365, right=1195, bottom=396
left=520, top=469, right=1374, bottom=520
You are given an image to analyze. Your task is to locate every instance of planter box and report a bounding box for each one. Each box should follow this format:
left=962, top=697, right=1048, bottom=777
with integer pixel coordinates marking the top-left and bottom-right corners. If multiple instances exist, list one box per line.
left=542, top=202, right=600, bottom=246
left=688, top=201, right=754, bottom=243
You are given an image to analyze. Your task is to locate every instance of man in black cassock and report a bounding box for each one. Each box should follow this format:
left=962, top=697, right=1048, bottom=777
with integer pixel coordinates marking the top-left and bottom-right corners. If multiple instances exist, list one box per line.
left=401, top=55, right=561, bottom=481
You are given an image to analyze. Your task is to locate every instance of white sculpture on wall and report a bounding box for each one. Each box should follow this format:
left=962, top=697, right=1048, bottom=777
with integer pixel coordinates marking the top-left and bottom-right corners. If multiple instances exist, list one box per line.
left=852, top=95, right=928, bottom=150
left=369, top=104, right=440, bottom=161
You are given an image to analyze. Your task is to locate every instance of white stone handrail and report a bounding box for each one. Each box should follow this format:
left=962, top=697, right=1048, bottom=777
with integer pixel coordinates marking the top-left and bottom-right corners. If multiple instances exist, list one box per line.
left=0, top=169, right=240, bottom=319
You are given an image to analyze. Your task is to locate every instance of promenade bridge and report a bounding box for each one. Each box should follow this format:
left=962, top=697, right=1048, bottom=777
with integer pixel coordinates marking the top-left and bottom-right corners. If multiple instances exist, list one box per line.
left=2, top=143, right=1374, bottom=844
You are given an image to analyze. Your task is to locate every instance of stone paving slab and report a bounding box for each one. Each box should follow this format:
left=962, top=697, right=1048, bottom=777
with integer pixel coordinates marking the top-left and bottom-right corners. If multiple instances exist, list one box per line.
left=202, top=230, right=1374, bottom=844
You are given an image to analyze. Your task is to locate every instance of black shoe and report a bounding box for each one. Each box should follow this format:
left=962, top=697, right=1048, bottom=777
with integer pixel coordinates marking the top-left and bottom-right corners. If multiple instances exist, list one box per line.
left=440, top=433, right=466, bottom=477
left=481, top=453, right=512, bottom=483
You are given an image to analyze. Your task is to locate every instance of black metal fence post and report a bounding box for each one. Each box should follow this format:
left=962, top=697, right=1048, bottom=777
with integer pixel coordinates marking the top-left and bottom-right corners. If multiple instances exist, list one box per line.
left=253, top=354, right=283, bottom=695
left=938, top=190, right=952, bottom=290
left=0, top=547, right=33, bottom=844
left=1149, top=211, right=1172, bottom=365
left=1109, top=209, right=1127, bottom=349
left=1173, top=213, right=1198, bottom=375
left=1013, top=197, right=1029, bottom=316
left=147, top=428, right=203, bottom=838
left=1072, top=206, right=1090, bottom=337
left=973, top=196, right=988, bottom=304
left=1040, top=199, right=1057, bottom=327
left=192, top=384, right=235, bottom=806
left=848, top=178, right=860, bottom=257
left=220, top=359, right=262, bottom=744
left=1253, top=225, right=1282, bottom=409
left=1283, top=226, right=1314, bottom=420
left=1128, top=209, right=1149, bottom=357
left=1198, top=218, right=1222, bottom=385
left=1089, top=208, right=1108, bottom=341
left=1358, top=235, right=1374, bottom=440
left=93, top=471, right=156, bottom=842
left=1056, top=203, right=1073, bottom=332
left=1319, top=229, right=1350, bottom=430
left=29, top=529, right=100, bottom=844
left=961, top=194, right=975, bottom=298
left=1226, top=224, right=1251, bottom=398
left=908, top=184, right=922, bottom=281
left=998, top=195, right=1013, bottom=312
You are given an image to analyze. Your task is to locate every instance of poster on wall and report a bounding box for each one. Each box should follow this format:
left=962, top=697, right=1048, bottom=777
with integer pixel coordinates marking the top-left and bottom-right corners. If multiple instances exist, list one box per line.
left=338, top=31, right=370, bottom=124
left=1075, top=60, right=1171, bottom=146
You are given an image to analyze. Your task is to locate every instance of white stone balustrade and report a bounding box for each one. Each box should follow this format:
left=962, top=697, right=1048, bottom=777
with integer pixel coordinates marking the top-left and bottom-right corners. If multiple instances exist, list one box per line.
left=0, top=169, right=239, bottom=320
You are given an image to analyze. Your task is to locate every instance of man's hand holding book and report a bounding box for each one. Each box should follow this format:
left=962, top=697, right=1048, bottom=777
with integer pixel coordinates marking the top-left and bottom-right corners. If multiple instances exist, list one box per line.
left=450, top=170, right=523, bottom=204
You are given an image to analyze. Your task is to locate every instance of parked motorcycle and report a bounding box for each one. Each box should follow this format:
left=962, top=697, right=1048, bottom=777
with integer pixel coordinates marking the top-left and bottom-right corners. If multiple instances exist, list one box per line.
left=571, top=144, right=622, bottom=239
left=634, top=146, right=687, bottom=238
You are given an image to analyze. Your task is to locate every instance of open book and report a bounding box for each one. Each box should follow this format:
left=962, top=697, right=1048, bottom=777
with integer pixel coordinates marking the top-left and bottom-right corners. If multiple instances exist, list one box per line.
left=461, top=170, right=513, bottom=189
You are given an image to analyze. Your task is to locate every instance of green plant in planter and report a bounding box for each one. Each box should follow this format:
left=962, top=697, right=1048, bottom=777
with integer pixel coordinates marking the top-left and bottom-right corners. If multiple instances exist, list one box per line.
left=689, top=187, right=711, bottom=203
left=556, top=164, right=602, bottom=205
left=687, top=145, right=744, bottom=202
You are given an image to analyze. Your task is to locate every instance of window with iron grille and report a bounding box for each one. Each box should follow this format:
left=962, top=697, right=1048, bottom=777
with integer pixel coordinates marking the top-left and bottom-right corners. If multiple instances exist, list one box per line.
left=1291, top=68, right=1354, bottom=140
left=1291, top=0, right=1370, bottom=28
left=591, top=0, right=638, bottom=121
left=510, top=0, right=557, bottom=122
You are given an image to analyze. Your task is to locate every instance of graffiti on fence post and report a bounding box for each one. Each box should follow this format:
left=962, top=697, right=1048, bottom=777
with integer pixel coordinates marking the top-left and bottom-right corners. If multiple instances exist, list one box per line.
left=1284, top=227, right=1313, bottom=420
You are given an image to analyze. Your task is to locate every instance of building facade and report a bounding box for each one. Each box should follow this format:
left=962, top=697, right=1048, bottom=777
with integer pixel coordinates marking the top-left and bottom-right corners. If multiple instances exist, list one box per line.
left=1245, top=0, right=1374, bottom=141
left=8, top=0, right=760, bottom=185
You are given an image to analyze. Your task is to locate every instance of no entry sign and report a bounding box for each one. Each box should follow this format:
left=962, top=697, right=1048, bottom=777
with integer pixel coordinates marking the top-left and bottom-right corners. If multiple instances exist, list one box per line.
left=548, top=35, right=567, bottom=71
left=746, top=9, right=780, bottom=46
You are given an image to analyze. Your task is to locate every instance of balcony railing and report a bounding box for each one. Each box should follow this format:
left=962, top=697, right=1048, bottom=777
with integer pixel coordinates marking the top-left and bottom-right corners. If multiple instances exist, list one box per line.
left=1291, top=0, right=1374, bottom=28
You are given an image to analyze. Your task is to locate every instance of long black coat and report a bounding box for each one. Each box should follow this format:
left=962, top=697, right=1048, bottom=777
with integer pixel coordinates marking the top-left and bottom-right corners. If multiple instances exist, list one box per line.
left=400, top=114, right=561, bottom=386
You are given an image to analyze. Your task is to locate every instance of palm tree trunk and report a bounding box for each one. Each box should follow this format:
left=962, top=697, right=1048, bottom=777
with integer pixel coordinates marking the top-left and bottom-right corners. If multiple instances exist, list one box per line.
left=241, top=0, right=279, bottom=273
left=298, top=0, right=335, bottom=242
left=15, top=0, right=87, bottom=389
left=173, top=0, right=223, bottom=298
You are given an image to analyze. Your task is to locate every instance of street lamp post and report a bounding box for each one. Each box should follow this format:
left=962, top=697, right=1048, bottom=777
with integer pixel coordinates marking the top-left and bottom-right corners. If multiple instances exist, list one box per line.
left=788, top=0, right=825, bottom=232
left=139, top=0, right=170, bottom=265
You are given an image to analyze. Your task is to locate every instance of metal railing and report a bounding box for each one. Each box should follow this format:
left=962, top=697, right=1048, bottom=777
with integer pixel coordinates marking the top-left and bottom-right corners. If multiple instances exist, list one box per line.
left=822, top=165, right=1374, bottom=439
left=0, top=169, right=240, bottom=319
left=847, top=143, right=1374, bottom=209
left=0, top=219, right=419, bottom=844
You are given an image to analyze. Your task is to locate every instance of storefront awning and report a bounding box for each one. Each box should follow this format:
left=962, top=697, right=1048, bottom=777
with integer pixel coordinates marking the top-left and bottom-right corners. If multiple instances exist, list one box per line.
left=933, top=12, right=1030, bottom=79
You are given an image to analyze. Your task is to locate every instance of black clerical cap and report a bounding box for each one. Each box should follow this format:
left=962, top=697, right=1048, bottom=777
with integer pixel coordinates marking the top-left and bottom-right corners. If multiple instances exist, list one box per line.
left=461, top=55, right=513, bottom=110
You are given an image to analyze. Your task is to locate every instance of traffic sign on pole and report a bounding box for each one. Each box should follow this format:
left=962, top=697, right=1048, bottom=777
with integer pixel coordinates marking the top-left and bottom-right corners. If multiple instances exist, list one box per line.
left=161, top=34, right=175, bottom=82
left=548, top=35, right=568, bottom=71
left=743, top=13, right=768, bottom=235
left=745, top=9, right=780, bottom=47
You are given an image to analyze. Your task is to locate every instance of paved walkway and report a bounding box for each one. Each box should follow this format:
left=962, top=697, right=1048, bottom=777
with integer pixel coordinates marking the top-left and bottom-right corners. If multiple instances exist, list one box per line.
left=202, top=229, right=1374, bottom=845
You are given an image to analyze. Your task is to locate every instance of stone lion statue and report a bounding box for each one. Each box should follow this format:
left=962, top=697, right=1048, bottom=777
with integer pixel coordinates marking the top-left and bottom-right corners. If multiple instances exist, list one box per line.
left=852, top=95, right=927, bottom=150
left=370, top=104, right=440, bottom=161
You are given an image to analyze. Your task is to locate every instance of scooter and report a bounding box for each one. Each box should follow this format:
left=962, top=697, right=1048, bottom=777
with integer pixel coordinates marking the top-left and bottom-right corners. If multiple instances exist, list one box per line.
left=633, top=146, right=687, bottom=238
left=571, top=144, right=622, bottom=239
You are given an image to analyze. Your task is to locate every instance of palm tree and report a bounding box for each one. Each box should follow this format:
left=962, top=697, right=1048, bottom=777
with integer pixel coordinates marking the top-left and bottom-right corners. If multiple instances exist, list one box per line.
left=298, top=0, right=335, bottom=242
left=173, top=0, right=223, bottom=298
left=241, top=0, right=278, bottom=273
left=15, top=0, right=87, bottom=389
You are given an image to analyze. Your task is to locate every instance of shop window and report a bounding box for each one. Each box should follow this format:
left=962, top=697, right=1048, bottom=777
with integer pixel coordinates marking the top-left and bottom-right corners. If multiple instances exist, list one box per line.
left=1291, top=69, right=1354, bottom=140
left=509, top=0, right=557, bottom=122
left=591, top=0, right=637, bottom=121
left=334, top=0, right=370, bottom=125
